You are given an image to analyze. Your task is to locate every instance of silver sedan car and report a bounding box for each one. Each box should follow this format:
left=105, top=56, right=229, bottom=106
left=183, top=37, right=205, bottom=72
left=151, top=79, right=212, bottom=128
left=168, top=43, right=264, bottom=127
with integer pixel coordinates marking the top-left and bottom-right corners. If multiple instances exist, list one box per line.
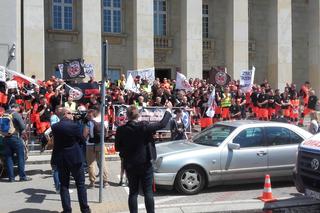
left=154, top=120, right=312, bottom=195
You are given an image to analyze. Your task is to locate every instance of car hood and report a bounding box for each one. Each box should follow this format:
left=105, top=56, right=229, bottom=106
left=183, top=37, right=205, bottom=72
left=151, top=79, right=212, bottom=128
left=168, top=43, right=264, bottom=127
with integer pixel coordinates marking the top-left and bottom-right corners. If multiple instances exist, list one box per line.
left=156, top=140, right=208, bottom=157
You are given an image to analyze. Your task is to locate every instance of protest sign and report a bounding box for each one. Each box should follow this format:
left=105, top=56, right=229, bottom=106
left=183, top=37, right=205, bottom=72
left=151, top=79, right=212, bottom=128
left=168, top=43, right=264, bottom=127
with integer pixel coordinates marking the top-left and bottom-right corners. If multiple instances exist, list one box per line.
left=63, top=59, right=85, bottom=79
left=83, top=64, right=94, bottom=78
left=127, top=67, right=155, bottom=85
left=240, top=67, right=255, bottom=92
left=0, top=66, right=6, bottom=82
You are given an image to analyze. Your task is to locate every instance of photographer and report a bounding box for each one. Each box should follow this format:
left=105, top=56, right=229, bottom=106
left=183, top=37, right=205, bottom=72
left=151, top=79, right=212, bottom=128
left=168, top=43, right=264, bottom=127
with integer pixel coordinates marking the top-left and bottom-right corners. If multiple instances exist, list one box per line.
left=83, top=106, right=108, bottom=188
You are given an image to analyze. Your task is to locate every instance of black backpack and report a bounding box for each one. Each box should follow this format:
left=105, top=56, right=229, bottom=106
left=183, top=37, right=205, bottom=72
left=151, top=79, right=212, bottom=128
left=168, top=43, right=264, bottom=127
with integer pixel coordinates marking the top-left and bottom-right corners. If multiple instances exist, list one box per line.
left=89, top=120, right=104, bottom=144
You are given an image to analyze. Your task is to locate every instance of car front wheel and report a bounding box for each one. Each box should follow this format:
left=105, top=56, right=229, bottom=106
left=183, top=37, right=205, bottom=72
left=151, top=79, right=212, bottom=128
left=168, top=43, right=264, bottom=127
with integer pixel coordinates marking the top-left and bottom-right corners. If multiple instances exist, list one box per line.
left=175, top=165, right=205, bottom=195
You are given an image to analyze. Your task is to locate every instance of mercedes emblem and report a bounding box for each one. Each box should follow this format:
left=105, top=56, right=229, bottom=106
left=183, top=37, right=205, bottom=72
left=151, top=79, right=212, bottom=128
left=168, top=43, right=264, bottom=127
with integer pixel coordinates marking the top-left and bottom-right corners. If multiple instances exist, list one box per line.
left=311, top=159, right=320, bottom=171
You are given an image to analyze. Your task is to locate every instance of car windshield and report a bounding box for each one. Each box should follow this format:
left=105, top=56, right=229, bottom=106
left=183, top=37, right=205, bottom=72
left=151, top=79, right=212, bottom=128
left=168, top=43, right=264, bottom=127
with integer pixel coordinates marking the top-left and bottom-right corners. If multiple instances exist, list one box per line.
left=192, top=124, right=236, bottom=147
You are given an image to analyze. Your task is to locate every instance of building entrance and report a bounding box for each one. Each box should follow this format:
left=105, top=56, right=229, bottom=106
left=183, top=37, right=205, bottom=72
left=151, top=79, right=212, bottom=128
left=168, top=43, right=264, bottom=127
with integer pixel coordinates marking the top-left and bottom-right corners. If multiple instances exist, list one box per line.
left=155, top=69, right=171, bottom=81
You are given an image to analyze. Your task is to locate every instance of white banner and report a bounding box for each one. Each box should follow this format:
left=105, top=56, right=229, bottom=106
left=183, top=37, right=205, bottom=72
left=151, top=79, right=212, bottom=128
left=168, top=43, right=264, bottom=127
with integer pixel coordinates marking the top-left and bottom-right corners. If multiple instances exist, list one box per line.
left=240, top=67, right=255, bottom=92
left=127, top=67, right=155, bottom=85
left=83, top=64, right=94, bottom=78
left=6, top=80, right=18, bottom=89
left=0, top=66, right=6, bottom=82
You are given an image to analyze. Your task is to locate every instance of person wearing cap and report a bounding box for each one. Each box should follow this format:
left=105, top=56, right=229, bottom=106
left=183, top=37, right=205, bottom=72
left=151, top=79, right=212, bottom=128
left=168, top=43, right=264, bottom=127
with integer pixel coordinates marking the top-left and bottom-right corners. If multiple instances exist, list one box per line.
left=3, top=103, right=31, bottom=182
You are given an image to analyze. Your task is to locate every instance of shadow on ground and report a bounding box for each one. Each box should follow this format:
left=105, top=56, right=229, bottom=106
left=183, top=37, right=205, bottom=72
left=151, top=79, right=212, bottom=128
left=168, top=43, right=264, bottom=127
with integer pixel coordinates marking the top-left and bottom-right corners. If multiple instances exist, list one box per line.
left=8, top=209, right=59, bottom=213
left=16, top=188, right=56, bottom=203
left=154, top=181, right=295, bottom=197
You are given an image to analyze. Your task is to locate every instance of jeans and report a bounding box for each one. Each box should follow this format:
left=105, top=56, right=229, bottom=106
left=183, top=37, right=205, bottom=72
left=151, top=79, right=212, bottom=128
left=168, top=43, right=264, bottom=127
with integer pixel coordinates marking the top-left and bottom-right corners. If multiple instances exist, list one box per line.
left=52, top=165, right=60, bottom=191
left=58, top=162, right=90, bottom=213
left=3, top=135, right=26, bottom=181
left=126, top=164, right=154, bottom=213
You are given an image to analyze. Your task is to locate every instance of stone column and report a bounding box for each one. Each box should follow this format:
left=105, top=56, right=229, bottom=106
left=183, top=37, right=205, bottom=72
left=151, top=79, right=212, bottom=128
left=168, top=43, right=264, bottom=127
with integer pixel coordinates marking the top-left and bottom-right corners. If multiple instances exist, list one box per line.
left=24, top=0, right=45, bottom=80
left=267, top=0, right=292, bottom=91
left=180, top=0, right=202, bottom=79
left=82, top=0, right=101, bottom=80
left=0, top=0, right=21, bottom=72
left=133, top=0, right=154, bottom=69
left=309, top=0, right=320, bottom=96
left=225, top=0, right=249, bottom=80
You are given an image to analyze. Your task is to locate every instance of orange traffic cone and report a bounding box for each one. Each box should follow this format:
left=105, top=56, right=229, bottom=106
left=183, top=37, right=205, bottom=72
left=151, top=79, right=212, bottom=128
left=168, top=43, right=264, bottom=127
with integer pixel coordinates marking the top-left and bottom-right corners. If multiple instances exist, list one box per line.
left=259, top=174, right=277, bottom=202
left=110, top=144, right=116, bottom=154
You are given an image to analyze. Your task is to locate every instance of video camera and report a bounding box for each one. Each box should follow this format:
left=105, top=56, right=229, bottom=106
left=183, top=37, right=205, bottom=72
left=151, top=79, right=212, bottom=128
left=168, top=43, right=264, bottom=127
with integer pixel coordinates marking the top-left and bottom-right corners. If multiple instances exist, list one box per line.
left=73, top=110, right=88, bottom=123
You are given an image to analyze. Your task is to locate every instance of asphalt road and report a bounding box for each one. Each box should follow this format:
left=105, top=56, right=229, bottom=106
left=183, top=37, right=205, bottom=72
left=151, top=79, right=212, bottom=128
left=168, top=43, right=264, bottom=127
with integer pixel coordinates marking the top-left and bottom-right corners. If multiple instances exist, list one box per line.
left=1, top=161, right=319, bottom=213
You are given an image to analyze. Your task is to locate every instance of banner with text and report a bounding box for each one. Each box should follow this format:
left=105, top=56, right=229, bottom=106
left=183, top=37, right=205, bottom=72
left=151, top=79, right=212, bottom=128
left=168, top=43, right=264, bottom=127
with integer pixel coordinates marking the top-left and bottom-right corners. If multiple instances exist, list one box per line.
left=112, top=105, right=191, bottom=133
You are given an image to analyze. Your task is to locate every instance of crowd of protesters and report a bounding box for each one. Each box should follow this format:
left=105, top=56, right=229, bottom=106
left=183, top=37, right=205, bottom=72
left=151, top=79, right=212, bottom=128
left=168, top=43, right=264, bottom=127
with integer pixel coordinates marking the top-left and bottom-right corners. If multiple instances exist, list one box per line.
left=0, top=74, right=318, bottom=142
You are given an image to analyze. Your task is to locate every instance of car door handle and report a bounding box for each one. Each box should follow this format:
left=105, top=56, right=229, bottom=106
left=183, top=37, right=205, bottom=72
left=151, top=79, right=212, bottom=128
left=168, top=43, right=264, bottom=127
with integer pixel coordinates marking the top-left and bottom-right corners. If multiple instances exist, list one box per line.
left=256, top=151, right=267, bottom=156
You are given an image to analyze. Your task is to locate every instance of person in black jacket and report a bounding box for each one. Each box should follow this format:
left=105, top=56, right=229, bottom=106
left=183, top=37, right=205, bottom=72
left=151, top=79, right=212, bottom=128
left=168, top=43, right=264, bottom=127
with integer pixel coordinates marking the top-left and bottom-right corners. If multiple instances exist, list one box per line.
left=51, top=107, right=91, bottom=213
left=115, top=102, right=172, bottom=213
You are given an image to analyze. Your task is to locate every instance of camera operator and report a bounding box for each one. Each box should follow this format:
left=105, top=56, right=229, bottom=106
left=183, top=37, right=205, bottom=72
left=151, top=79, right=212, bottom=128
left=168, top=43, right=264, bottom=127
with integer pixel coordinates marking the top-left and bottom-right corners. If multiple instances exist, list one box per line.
left=83, top=106, right=108, bottom=188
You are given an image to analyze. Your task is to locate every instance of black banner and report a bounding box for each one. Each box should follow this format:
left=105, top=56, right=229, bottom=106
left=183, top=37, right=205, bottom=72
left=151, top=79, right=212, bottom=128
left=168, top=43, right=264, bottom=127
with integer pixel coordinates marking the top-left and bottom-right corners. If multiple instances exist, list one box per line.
left=63, top=59, right=85, bottom=79
left=209, top=66, right=231, bottom=86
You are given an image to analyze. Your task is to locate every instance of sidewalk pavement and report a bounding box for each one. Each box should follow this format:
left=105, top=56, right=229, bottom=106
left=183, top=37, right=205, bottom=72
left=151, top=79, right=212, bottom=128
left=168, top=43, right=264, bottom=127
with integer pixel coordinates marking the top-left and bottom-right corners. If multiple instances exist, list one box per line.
left=1, top=161, right=319, bottom=213
left=26, top=152, right=120, bottom=165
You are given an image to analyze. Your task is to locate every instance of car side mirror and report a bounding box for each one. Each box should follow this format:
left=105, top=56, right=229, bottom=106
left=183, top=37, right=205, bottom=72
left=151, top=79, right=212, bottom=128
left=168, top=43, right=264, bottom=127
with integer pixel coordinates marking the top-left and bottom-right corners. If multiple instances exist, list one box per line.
left=228, top=143, right=240, bottom=150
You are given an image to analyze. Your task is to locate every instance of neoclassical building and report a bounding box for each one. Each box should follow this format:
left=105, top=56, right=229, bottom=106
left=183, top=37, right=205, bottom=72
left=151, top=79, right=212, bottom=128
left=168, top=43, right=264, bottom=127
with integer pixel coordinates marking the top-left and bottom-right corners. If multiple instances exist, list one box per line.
left=1, top=0, right=320, bottom=93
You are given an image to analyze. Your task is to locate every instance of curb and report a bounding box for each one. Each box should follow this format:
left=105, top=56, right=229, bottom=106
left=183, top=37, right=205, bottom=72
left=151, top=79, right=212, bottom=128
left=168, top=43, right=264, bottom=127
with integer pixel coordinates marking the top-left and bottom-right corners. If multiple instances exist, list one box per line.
left=26, top=154, right=120, bottom=165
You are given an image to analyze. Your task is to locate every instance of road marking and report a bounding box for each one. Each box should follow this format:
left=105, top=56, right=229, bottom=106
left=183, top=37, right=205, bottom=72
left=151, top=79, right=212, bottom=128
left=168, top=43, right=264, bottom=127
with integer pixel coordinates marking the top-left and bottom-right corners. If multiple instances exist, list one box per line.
left=137, top=197, right=295, bottom=209
left=117, top=175, right=185, bottom=208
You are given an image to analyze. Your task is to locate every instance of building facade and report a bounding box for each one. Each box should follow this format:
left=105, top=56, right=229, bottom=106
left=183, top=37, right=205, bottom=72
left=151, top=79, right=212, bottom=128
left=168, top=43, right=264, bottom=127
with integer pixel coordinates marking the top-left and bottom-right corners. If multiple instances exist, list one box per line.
left=1, top=0, right=320, bottom=92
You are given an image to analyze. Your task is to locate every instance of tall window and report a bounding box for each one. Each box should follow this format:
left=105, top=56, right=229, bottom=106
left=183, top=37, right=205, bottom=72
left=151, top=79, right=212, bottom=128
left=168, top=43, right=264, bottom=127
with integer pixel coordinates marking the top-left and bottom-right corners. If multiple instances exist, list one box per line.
left=103, top=0, right=122, bottom=33
left=154, top=0, right=167, bottom=36
left=53, top=0, right=73, bottom=30
left=202, top=4, right=209, bottom=38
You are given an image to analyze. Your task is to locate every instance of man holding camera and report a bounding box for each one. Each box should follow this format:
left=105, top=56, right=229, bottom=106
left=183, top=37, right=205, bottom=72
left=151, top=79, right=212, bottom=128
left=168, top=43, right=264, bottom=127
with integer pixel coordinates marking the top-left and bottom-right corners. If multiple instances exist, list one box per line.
left=115, top=102, right=172, bottom=213
left=51, top=107, right=90, bottom=213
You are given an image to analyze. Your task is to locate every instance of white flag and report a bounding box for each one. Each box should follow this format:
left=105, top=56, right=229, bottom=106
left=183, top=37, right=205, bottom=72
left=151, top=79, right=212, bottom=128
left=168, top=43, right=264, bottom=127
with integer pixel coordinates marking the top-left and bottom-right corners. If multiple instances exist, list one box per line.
left=125, top=73, right=139, bottom=93
left=0, top=66, right=6, bottom=82
left=175, top=72, right=192, bottom=91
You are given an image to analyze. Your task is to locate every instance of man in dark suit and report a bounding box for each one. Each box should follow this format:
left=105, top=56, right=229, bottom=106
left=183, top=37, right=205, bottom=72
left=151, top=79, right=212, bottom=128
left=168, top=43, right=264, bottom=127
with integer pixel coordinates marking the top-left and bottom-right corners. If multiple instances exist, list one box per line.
left=115, top=102, right=172, bottom=213
left=51, top=107, right=91, bottom=213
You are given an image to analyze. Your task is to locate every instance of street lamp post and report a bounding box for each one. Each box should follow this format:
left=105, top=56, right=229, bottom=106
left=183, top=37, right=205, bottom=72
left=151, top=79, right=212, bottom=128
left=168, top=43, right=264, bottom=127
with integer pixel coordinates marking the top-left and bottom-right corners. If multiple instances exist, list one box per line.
left=99, top=40, right=108, bottom=203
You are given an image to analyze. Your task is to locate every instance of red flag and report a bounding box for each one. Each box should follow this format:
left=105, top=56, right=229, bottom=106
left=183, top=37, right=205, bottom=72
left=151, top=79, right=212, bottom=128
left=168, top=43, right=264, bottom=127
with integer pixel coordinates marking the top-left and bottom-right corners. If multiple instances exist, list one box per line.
left=12, top=76, right=29, bottom=88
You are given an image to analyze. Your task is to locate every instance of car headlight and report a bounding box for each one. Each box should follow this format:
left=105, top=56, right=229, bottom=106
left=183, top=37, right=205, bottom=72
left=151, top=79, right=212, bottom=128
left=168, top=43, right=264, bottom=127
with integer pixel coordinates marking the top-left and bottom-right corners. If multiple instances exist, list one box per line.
left=153, top=157, right=163, bottom=172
